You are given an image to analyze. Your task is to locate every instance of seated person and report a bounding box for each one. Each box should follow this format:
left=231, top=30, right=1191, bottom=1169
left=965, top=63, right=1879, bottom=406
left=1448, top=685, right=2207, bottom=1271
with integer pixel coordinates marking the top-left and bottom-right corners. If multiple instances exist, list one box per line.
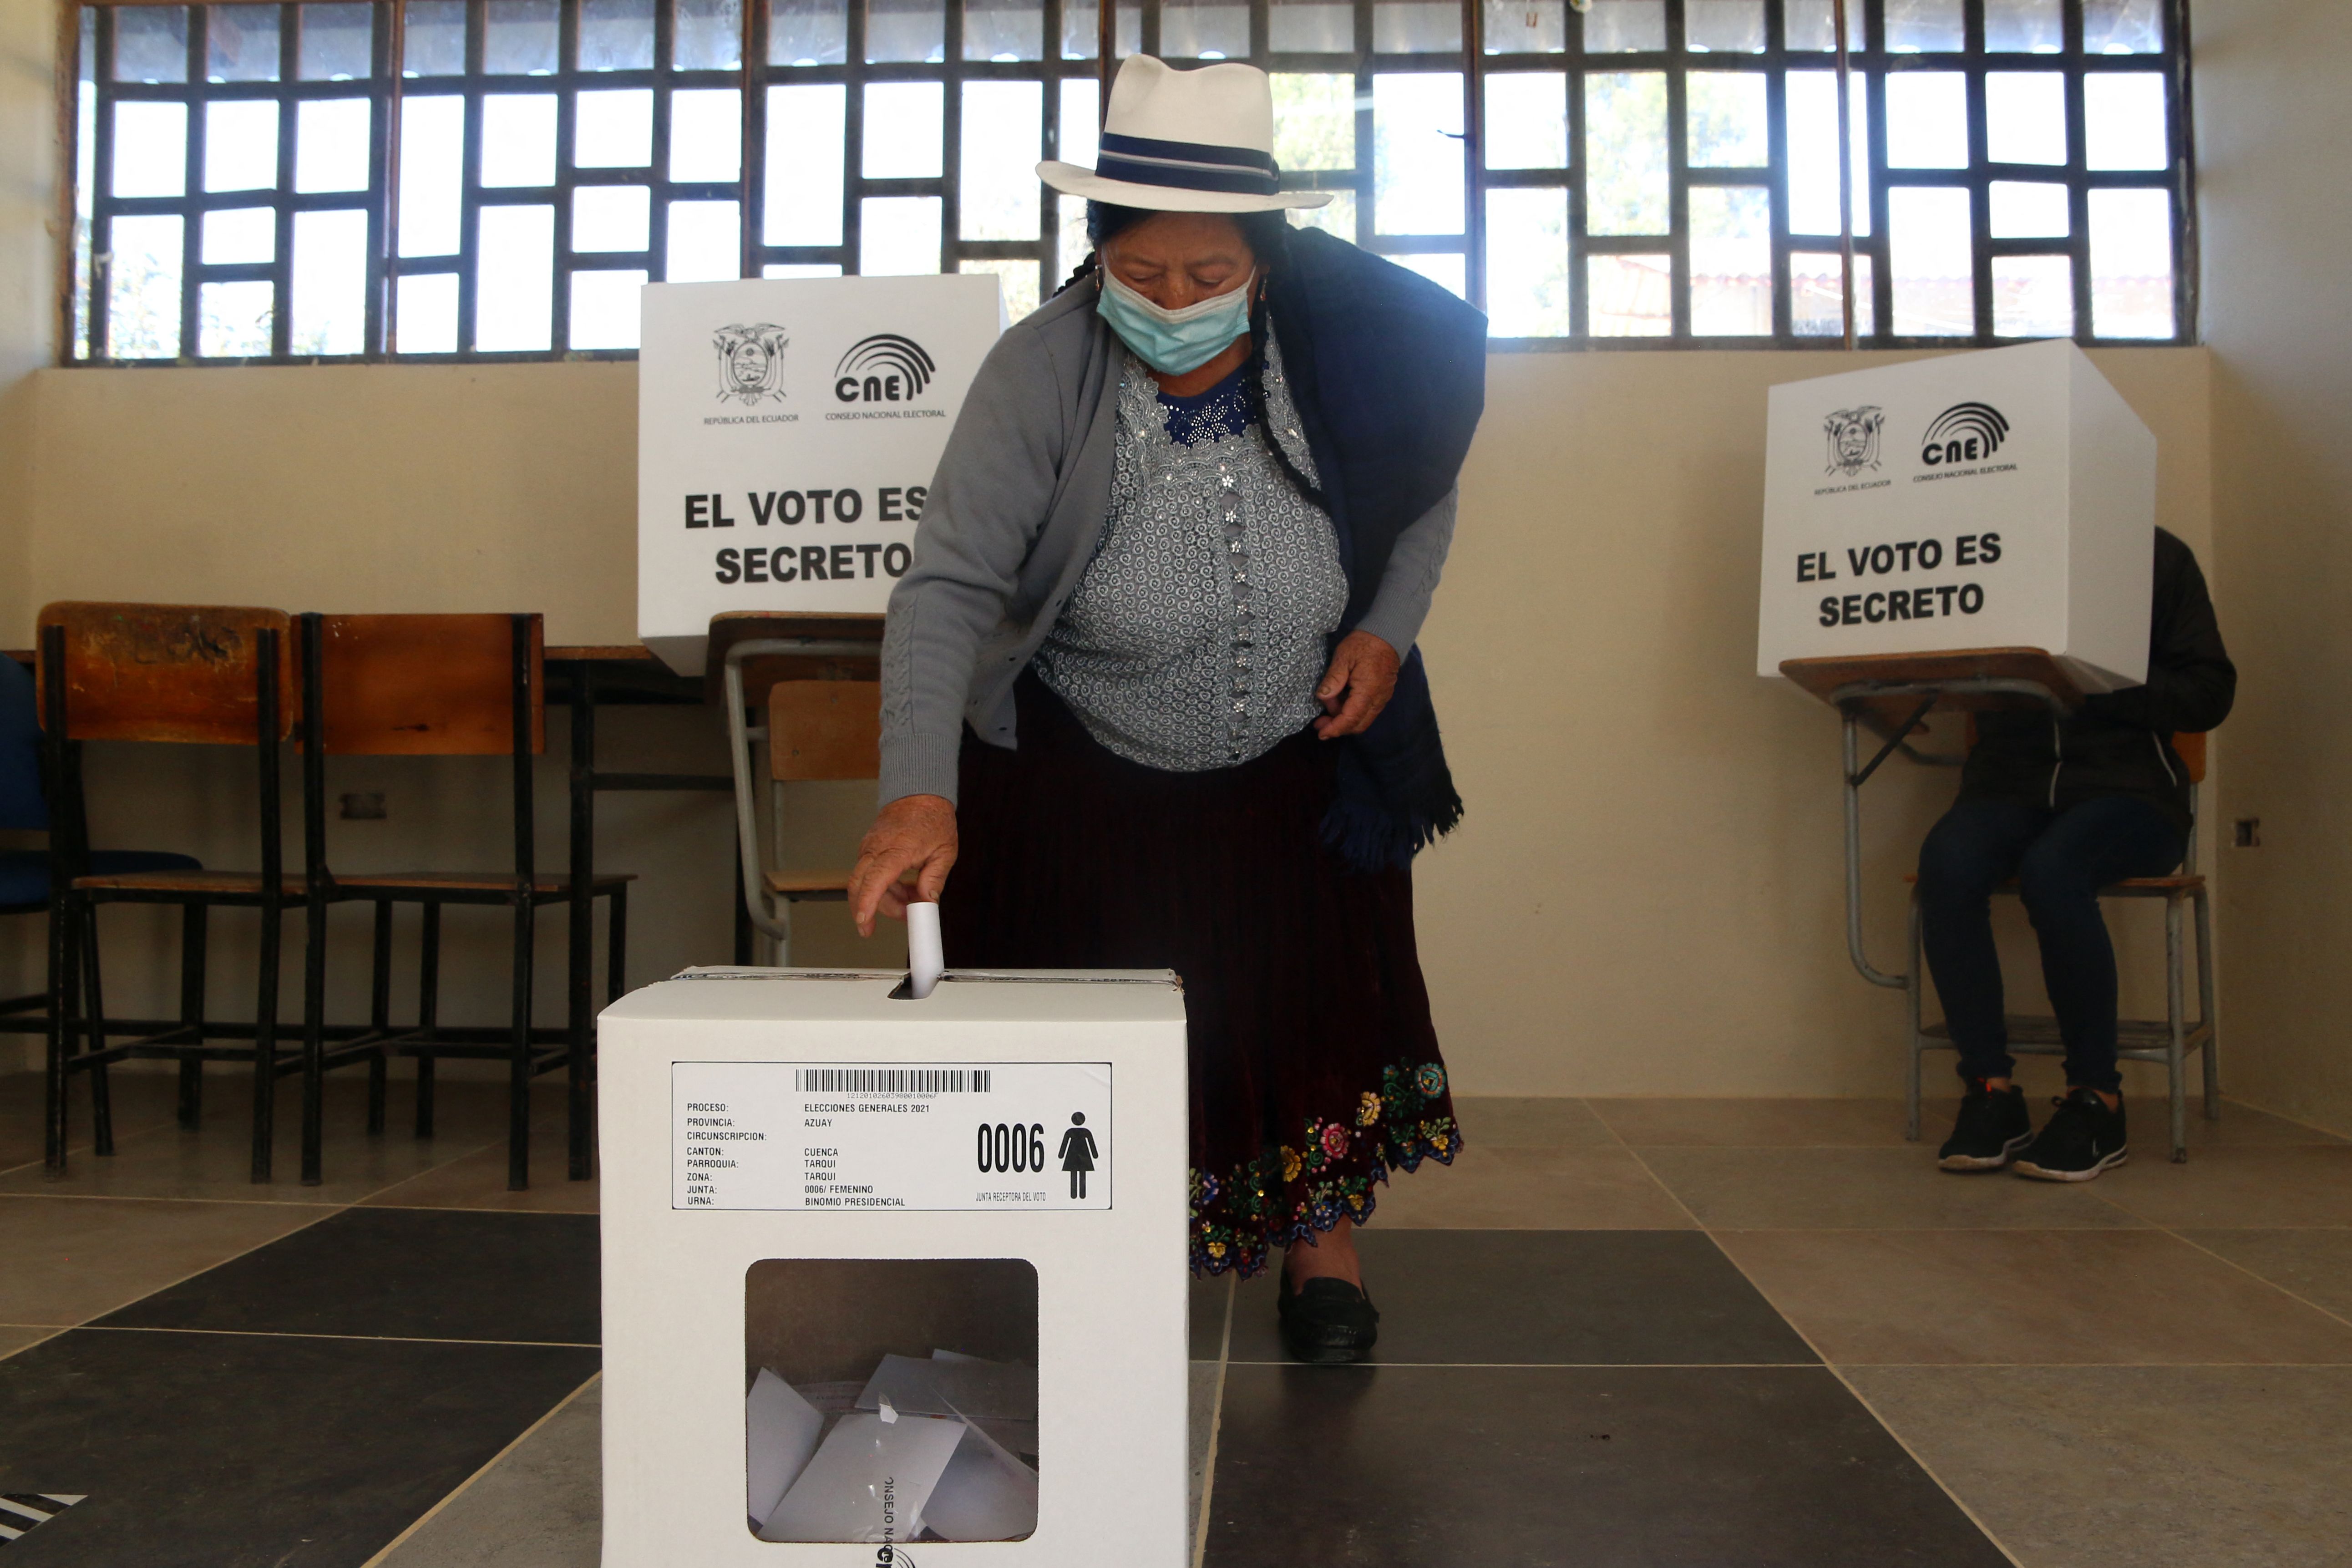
left=1924, top=527, right=2235, bottom=1181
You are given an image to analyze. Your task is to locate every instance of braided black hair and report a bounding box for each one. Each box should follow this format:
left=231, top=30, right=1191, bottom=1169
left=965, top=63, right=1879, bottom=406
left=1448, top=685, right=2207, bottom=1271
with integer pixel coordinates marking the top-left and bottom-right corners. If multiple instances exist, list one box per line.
left=1237, top=280, right=1328, bottom=512
left=1059, top=201, right=1326, bottom=511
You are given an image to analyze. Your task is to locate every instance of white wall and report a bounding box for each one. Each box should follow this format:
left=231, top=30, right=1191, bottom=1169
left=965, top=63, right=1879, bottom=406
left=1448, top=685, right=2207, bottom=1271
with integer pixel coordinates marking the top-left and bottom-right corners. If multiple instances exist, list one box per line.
left=0, top=0, right=61, bottom=640
left=0, top=346, right=2214, bottom=1097
left=2195, top=0, right=2352, bottom=1135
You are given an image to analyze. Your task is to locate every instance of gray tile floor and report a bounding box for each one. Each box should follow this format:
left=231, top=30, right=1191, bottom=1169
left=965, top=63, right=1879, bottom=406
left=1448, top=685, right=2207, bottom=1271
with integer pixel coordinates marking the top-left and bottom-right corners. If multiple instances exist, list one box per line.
left=374, top=1380, right=605, bottom=1568
left=4, top=1072, right=2350, bottom=1566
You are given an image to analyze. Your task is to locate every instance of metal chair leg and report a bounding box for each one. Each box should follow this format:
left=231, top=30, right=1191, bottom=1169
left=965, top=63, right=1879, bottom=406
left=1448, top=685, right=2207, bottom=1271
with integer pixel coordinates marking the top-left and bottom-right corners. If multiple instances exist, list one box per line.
left=79, top=898, right=114, bottom=1157
left=415, top=902, right=441, bottom=1139
left=253, top=902, right=282, bottom=1185
left=177, top=903, right=208, bottom=1129
left=508, top=891, right=535, bottom=1192
left=569, top=883, right=628, bottom=1181
left=507, top=614, right=536, bottom=1194
left=367, top=901, right=392, bottom=1136
left=254, top=627, right=285, bottom=1184
left=43, top=889, right=71, bottom=1177
left=2165, top=894, right=2189, bottom=1163
left=300, top=887, right=329, bottom=1188
left=769, top=777, right=787, bottom=967
left=1905, top=891, right=1924, bottom=1142
left=608, top=882, right=628, bottom=1006
left=567, top=888, right=593, bottom=1184
left=733, top=851, right=754, bottom=966
left=568, top=663, right=596, bottom=1182
left=2194, top=886, right=2220, bottom=1119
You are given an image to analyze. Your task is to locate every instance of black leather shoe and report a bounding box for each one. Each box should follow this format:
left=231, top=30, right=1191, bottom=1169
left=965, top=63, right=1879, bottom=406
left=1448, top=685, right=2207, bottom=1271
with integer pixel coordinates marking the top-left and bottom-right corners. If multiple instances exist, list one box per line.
left=1277, top=1274, right=1379, bottom=1364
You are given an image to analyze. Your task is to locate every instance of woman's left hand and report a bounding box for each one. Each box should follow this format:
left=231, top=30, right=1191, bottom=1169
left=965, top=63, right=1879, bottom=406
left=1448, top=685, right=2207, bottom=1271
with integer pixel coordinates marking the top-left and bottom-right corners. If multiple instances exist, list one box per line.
left=1313, top=630, right=1401, bottom=739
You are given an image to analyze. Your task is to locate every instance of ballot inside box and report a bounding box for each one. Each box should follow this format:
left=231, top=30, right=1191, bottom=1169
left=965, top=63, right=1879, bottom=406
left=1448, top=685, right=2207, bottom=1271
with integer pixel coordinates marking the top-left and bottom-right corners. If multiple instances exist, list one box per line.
left=743, top=1259, right=1040, bottom=1545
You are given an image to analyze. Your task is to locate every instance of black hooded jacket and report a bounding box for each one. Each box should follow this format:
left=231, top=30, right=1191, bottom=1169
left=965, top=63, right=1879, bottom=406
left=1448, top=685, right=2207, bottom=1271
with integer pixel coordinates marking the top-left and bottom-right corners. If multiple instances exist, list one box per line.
left=1960, top=527, right=2235, bottom=837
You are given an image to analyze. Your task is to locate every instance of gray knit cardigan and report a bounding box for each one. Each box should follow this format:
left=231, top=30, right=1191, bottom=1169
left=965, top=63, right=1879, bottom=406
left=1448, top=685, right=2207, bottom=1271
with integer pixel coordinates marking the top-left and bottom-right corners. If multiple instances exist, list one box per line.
left=879, top=278, right=1455, bottom=807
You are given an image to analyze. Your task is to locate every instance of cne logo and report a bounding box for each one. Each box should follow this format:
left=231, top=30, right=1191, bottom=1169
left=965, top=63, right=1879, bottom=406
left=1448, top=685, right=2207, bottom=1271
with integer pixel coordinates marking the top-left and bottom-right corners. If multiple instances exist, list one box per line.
left=1920, top=401, right=2011, bottom=467
left=834, top=334, right=937, bottom=403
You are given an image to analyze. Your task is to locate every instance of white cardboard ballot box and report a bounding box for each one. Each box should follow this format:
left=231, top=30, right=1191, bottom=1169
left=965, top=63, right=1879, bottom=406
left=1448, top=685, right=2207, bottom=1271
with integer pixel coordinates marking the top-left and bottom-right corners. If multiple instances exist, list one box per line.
left=637, top=275, right=1004, bottom=675
left=1756, top=339, right=2155, bottom=693
left=598, top=968, right=1190, bottom=1567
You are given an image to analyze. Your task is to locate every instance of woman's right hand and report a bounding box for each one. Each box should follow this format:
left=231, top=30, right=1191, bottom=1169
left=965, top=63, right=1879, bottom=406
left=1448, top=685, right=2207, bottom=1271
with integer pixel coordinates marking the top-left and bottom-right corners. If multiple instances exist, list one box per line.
left=848, top=794, right=959, bottom=936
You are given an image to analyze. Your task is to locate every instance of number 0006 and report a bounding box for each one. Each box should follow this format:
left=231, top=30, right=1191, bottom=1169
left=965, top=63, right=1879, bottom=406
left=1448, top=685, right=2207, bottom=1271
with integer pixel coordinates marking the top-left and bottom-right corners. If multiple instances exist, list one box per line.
left=977, top=1122, right=1046, bottom=1173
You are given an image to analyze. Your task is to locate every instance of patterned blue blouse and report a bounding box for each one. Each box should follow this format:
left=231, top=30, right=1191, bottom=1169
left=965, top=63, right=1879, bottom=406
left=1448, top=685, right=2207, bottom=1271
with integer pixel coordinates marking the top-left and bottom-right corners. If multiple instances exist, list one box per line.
left=1032, top=336, right=1349, bottom=773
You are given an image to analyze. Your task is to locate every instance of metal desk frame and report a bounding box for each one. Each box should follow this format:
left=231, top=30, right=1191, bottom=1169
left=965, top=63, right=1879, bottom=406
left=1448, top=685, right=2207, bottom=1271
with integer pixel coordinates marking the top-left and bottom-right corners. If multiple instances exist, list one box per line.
left=552, top=648, right=741, bottom=1178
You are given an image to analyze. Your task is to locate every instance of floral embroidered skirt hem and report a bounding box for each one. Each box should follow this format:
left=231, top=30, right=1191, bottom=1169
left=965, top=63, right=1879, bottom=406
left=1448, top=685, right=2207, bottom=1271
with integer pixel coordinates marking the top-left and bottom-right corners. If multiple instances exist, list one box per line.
left=944, top=673, right=1461, bottom=1280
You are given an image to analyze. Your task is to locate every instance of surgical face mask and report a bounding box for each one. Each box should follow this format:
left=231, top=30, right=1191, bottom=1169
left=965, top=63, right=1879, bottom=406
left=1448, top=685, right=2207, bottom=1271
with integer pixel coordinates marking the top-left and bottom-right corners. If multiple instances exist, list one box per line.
left=1096, top=267, right=1256, bottom=376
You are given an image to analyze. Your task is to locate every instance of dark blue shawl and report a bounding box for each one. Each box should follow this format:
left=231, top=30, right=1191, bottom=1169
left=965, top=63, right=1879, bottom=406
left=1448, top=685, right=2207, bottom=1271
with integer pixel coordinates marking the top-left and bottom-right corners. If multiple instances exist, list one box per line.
left=1267, top=228, right=1488, bottom=872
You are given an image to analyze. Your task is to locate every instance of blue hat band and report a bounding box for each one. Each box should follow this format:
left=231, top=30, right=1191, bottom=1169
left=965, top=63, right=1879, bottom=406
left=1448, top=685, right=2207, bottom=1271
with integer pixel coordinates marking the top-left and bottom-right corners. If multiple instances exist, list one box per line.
left=1093, top=131, right=1280, bottom=197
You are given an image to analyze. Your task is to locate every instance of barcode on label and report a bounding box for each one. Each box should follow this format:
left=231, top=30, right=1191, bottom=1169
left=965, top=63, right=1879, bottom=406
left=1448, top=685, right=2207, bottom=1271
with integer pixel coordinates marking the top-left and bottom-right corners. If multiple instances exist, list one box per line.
left=795, top=1068, right=993, bottom=1094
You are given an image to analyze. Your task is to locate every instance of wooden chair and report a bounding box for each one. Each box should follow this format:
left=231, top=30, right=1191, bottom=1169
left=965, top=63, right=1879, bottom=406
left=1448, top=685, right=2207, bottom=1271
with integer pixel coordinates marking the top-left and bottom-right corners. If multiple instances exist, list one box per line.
left=711, top=612, right=884, bottom=965
left=36, top=602, right=312, bottom=1182
left=1906, top=731, right=2217, bottom=1162
left=0, top=652, right=207, bottom=1102
left=747, top=680, right=881, bottom=963
left=299, top=613, right=631, bottom=1190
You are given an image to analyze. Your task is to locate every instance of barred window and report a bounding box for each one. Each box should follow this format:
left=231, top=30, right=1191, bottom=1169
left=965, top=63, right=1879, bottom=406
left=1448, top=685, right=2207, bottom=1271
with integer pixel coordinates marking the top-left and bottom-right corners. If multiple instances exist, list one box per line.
left=67, top=0, right=2193, bottom=360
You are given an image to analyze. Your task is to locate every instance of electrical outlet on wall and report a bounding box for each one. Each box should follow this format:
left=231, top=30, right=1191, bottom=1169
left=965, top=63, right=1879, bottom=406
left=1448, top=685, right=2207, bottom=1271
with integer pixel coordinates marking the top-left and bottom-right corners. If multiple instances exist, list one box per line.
left=340, top=792, right=388, bottom=822
left=2233, top=818, right=2261, bottom=848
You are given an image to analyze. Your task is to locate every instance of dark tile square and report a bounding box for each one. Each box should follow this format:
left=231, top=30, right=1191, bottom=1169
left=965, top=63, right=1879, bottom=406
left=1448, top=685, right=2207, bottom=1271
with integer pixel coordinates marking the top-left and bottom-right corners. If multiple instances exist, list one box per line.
left=1192, top=1271, right=1234, bottom=1360
left=1226, top=1230, right=1818, bottom=1366
left=1204, top=1365, right=2008, bottom=1568
left=0, top=1327, right=598, bottom=1568
left=96, top=1208, right=599, bottom=1346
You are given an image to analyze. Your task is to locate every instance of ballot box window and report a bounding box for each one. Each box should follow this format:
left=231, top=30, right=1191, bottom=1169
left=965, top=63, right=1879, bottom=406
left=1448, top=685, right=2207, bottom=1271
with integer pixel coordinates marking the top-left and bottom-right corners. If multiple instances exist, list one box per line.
left=744, top=1258, right=1040, bottom=1545
left=64, top=0, right=2194, bottom=364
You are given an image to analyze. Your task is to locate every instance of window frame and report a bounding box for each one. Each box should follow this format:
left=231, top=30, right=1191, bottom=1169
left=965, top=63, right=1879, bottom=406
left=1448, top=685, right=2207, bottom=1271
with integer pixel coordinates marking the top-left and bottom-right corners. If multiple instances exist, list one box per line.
left=57, top=0, right=2200, bottom=363
left=73, top=1, right=400, bottom=360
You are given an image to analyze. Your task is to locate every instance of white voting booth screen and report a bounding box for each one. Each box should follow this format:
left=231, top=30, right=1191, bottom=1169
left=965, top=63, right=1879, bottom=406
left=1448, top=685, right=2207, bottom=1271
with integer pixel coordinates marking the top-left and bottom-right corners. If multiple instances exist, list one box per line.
left=599, top=969, right=1190, bottom=1567
left=1756, top=339, right=2155, bottom=693
left=637, top=274, right=1004, bottom=675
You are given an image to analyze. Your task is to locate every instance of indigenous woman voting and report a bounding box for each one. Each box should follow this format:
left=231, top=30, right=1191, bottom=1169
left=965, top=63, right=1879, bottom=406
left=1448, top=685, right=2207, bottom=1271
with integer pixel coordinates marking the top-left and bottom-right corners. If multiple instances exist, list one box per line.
left=847, top=56, right=1488, bottom=1365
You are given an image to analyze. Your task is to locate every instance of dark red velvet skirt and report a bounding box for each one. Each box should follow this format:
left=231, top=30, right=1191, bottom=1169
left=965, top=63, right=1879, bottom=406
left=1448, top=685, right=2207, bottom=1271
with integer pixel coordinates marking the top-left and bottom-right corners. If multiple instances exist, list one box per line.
left=945, top=673, right=1461, bottom=1278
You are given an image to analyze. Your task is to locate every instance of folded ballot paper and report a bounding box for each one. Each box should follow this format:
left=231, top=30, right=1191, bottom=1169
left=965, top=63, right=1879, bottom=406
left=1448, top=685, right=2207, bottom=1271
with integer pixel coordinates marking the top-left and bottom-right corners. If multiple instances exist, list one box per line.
left=745, top=1371, right=823, bottom=1525
left=926, top=1416, right=1043, bottom=1542
left=855, top=1353, right=1039, bottom=1423
left=748, top=1350, right=1041, bottom=1543
left=759, top=1411, right=965, bottom=1543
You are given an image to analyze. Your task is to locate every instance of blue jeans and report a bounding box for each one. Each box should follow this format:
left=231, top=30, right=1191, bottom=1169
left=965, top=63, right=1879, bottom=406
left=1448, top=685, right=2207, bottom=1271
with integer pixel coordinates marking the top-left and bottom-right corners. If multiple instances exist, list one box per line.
left=1916, top=797, right=2186, bottom=1094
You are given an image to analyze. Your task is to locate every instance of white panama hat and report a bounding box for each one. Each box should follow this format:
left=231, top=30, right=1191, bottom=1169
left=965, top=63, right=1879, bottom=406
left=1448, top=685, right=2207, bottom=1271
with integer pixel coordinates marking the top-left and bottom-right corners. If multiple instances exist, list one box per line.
left=1037, top=55, right=1333, bottom=213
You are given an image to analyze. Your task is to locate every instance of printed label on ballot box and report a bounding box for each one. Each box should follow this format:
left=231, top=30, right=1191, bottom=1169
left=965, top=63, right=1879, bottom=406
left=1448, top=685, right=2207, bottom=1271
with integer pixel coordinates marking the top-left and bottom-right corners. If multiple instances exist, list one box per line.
left=672, top=1061, right=1114, bottom=1212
